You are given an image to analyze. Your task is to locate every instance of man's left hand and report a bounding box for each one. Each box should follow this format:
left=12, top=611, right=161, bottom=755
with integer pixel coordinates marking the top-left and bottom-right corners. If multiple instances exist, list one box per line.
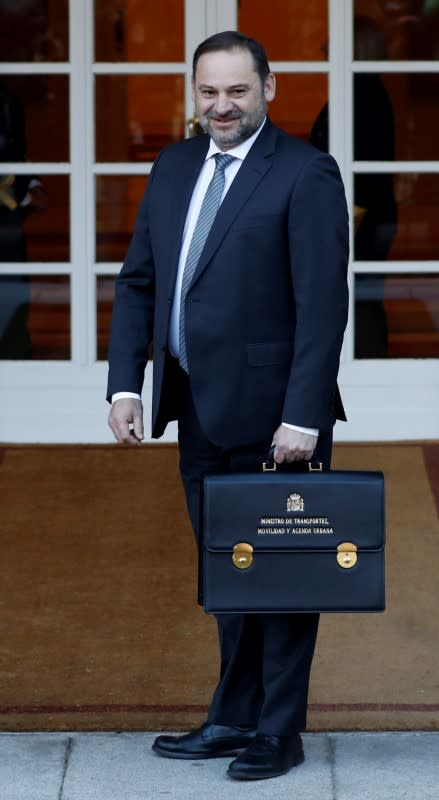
left=272, top=424, right=318, bottom=464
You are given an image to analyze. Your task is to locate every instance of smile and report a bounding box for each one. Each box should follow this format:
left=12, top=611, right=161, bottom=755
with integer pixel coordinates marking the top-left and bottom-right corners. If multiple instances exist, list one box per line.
left=211, top=117, right=240, bottom=126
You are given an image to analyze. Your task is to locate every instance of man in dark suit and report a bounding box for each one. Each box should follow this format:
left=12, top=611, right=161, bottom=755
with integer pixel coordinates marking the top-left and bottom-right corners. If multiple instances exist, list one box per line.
left=310, top=15, right=397, bottom=359
left=0, top=83, right=47, bottom=358
left=107, top=31, right=349, bottom=781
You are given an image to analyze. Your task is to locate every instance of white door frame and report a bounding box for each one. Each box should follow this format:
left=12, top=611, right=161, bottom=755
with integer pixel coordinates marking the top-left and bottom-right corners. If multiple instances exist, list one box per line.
left=0, top=0, right=437, bottom=442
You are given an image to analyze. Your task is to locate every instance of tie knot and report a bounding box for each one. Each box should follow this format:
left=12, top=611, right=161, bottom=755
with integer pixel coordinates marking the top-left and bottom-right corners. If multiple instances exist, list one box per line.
left=214, top=152, right=235, bottom=172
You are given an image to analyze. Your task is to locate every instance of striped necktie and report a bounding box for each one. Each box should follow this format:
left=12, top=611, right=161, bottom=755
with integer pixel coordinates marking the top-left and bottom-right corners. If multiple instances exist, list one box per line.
left=179, top=152, right=235, bottom=372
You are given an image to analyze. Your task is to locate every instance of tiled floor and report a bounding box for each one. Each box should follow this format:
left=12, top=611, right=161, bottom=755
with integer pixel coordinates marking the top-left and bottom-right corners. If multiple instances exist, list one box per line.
left=0, top=731, right=438, bottom=800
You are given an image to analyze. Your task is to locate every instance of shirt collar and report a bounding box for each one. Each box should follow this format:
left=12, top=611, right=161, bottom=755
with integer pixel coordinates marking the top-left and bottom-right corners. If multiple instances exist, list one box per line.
left=205, top=117, right=267, bottom=162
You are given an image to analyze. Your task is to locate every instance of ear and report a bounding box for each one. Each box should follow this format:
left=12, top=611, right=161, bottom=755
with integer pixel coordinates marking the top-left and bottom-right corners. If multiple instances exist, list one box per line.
left=264, top=73, right=276, bottom=103
left=191, top=76, right=196, bottom=103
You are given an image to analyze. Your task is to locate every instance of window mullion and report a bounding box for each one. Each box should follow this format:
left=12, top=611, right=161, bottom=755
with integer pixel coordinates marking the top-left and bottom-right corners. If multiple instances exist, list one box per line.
left=69, top=0, right=91, bottom=365
left=329, top=0, right=353, bottom=363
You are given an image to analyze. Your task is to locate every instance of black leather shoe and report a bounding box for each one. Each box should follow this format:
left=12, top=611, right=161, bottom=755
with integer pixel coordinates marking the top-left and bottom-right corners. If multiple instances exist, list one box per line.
left=227, top=733, right=305, bottom=780
left=152, top=722, right=257, bottom=760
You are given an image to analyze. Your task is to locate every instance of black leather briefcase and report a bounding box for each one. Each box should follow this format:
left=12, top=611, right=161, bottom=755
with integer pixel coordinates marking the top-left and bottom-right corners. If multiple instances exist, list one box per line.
left=202, top=460, right=385, bottom=614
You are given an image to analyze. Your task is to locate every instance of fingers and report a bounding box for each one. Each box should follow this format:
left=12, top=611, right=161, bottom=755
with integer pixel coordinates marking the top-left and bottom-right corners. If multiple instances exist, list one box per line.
left=272, top=426, right=318, bottom=464
left=108, top=399, right=144, bottom=445
left=274, top=442, right=314, bottom=463
left=131, top=405, right=144, bottom=442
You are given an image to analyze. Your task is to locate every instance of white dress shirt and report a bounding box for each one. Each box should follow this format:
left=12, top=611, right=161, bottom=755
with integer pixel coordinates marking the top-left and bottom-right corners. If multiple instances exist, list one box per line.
left=167, top=122, right=265, bottom=357
left=112, top=120, right=318, bottom=438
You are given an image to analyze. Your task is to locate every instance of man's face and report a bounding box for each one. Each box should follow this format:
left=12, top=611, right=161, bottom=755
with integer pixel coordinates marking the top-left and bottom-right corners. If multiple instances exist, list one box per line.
left=192, top=48, right=276, bottom=150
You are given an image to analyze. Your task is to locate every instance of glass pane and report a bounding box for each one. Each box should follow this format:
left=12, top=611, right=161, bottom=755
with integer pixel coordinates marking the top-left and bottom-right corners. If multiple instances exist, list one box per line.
left=97, top=275, right=114, bottom=360
left=269, top=74, right=328, bottom=140
left=354, top=173, right=439, bottom=262
left=353, top=74, right=439, bottom=162
left=239, top=0, right=328, bottom=61
left=0, top=275, right=70, bottom=360
left=96, top=274, right=154, bottom=361
left=0, top=76, right=69, bottom=162
left=355, top=274, right=439, bottom=359
left=95, top=75, right=184, bottom=162
left=354, top=1, right=439, bottom=60
left=270, top=74, right=327, bottom=141
left=94, top=0, right=184, bottom=62
left=0, top=0, right=69, bottom=62
left=0, top=175, right=69, bottom=263
left=96, top=175, right=147, bottom=262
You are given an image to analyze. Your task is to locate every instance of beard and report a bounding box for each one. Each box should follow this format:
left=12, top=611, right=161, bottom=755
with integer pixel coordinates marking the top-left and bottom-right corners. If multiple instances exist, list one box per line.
left=196, top=96, right=267, bottom=149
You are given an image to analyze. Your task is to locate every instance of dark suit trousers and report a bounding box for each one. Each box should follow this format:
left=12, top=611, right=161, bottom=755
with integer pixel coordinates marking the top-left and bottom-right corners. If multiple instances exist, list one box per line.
left=167, top=356, right=333, bottom=736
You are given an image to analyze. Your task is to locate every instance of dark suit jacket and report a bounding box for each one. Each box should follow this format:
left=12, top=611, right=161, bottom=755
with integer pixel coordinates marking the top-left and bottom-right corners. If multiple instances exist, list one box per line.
left=107, top=119, right=349, bottom=449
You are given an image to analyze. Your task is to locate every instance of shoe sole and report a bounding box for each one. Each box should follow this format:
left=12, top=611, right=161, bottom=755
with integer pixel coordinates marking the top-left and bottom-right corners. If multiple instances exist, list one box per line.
left=152, top=743, right=243, bottom=760
left=227, top=751, right=305, bottom=780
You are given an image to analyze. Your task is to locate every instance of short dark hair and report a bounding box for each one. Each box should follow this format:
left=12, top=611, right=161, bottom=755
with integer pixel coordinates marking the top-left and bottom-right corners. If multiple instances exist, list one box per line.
left=192, top=31, right=270, bottom=85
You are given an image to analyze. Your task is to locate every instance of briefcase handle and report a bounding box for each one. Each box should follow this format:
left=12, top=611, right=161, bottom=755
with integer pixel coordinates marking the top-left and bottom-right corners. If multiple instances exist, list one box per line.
left=262, top=446, right=323, bottom=473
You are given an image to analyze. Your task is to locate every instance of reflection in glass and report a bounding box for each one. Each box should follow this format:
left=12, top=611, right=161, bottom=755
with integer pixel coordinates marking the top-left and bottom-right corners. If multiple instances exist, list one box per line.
left=311, top=72, right=398, bottom=263
left=95, top=75, right=184, bottom=162
left=354, top=74, right=397, bottom=266
left=0, top=275, right=70, bottom=360
left=353, top=75, right=395, bottom=163
left=0, top=186, right=49, bottom=260
left=95, top=0, right=184, bottom=62
left=239, top=0, right=328, bottom=61
left=352, top=172, right=438, bottom=357
left=0, top=272, right=31, bottom=358
left=0, top=0, right=69, bottom=62
left=310, top=67, right=397, bottom=354
left=97, top=274, right=154, bottom=361
left=96, top=176, right=147, bottom=262
left=19, top=175, right=70, bottom=262
left=96, top=276, right=115, bottom=361
left=1, top=83, right=49, bottom=262
left=0, top=76, right=69, bottom=162
left=355, top=275, right=439, bottom=359
left=354, top=73, right=439, bottom=162
left=354, top=1, right=439, bottom=60
left=355, top=173, right=439, bottom=261
left=1, top=80, right=70, bottom=262
left=270, top=74, right=327, bottom=141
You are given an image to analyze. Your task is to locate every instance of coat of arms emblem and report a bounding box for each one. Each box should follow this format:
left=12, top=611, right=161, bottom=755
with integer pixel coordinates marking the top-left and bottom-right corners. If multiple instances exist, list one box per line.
left=287, top=492, right=304, bottom=512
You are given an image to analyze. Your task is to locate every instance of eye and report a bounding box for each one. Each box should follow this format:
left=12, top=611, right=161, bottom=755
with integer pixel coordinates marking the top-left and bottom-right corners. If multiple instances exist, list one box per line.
left=201, top=89, right=214, bottom=97
left=232, top=89, right=246, bottom=96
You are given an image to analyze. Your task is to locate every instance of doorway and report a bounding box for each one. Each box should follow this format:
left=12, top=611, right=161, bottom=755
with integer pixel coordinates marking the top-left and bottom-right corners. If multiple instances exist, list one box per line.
left=0, top=0, right=438, bottom=441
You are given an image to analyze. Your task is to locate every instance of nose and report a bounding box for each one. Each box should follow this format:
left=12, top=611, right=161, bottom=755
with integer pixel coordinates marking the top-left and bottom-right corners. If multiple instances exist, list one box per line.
left=213, top=93, right=233, bottom=116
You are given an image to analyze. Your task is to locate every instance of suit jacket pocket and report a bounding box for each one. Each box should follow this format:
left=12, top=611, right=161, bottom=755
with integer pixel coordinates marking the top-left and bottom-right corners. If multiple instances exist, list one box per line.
left=247, top=341, right=293, bottom=367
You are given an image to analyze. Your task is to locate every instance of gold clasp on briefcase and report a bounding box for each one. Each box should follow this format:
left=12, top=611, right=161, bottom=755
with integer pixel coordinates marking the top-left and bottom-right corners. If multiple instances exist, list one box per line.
left=337, top=542, right=358, bottom=569
left=232, top=543, right=254, bottom=570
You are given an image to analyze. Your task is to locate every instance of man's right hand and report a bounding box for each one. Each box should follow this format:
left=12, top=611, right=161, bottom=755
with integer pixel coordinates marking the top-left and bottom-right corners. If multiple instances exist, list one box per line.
left=108, top=398, right=144, bottom=444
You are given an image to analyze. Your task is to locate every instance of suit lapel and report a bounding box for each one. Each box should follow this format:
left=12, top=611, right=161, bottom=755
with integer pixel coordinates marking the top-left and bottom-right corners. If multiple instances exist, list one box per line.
left=163, top=136, right=209, bottom=295
left=191, top=120, right=278, bottom=286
